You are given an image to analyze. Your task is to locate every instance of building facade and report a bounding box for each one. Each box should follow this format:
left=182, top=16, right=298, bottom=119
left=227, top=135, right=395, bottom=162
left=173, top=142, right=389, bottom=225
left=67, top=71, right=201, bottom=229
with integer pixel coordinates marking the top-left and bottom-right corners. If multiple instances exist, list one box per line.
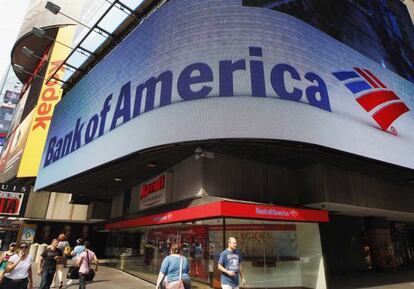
left=0, top=65, right=22, bottom=152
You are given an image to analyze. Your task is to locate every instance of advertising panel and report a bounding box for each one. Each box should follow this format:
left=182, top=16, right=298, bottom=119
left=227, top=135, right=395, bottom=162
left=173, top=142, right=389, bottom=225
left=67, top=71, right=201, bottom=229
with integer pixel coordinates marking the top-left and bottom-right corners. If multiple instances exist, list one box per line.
left=7, top=88, right=29, bottom=135
left=0, top=184, right=30, bottom=216
left=3, top=90, right=19, bottom=104
left=20, top=224, right=37, bottom=244
left=0, top=110, right=34, bottom=183
left=209, top=224, right=297, bottom=258
left=0, top=102, right=15, bottom=135
left=17, top=26, right=75, bottom=177
left=36, top=0, right=414, bottom=190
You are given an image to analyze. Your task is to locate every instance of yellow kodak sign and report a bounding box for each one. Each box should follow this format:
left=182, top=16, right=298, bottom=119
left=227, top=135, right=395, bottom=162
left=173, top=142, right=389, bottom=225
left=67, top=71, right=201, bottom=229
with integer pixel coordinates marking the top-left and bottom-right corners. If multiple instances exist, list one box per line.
left=17, top=26, right=75, bottom=177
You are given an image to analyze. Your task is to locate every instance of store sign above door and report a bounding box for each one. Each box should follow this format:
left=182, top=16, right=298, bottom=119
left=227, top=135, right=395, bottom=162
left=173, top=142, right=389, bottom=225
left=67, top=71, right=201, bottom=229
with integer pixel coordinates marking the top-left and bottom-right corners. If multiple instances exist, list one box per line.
left=105, top=201, right=329, bottom=230
left=139, top=173, right=171, bottom=209
left=0, top=184, right=30, bottom=216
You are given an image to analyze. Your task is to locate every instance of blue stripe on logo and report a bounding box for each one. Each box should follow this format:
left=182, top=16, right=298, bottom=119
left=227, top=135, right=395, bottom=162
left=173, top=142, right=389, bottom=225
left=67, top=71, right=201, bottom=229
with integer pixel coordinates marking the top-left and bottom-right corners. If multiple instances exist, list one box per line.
left=332, top=71, right=360, bottom=81
left=345, top=80, right=372, bottom=94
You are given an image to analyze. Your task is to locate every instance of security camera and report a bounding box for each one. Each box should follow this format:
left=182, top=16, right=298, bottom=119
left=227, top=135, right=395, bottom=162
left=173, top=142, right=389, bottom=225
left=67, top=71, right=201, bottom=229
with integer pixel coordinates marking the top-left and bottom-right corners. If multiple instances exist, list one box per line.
left=194, top=147, right=214, bottom=160
left=195, top=147, right=203, bottom=155
left=195, top=147, right=204, bottom=160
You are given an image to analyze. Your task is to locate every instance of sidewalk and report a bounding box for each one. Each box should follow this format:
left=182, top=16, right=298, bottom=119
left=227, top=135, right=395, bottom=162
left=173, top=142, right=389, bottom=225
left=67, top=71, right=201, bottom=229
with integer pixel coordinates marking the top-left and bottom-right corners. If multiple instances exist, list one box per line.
left=329, top=266, right=414, bottom=289
left=31, top=265, right=154, bottom=289
left=30, top=264, right=414, bottom=289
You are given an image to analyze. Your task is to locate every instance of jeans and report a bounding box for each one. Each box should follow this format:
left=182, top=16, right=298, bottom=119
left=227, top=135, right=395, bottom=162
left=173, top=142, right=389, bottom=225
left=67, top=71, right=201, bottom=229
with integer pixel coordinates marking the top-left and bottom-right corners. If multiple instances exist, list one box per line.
left=79, top=273, right=86, bottom=289
left=182, top=278, right=191, bottom=289
left=1, top=277, right=28, bottom=289
left=39, top=269, right=56, bottom=289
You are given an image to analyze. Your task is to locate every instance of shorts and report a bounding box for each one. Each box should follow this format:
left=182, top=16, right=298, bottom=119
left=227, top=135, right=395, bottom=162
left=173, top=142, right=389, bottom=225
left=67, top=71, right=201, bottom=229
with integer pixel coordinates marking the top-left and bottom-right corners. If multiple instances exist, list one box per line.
left=0, top=262, right=7, bottom=272
left=56, top=256, right=67, bottom=266
left=221, top=285, right=239, bottom=289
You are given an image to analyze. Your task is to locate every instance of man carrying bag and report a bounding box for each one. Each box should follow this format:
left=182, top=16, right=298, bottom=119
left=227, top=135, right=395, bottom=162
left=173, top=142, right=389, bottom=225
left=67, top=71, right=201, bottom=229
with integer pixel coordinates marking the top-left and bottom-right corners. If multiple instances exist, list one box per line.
left=77, top=242, right=98, bottom=289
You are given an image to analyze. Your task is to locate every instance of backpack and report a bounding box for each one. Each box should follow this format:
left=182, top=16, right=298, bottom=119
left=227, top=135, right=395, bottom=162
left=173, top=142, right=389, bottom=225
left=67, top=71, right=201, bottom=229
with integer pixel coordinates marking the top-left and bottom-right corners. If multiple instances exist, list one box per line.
left=64, top=245, right=71, bottom=256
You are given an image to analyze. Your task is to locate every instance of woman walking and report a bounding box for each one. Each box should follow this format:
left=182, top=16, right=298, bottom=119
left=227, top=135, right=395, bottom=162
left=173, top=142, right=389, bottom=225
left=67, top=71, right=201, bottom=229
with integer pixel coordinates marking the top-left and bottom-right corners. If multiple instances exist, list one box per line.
left=77, top=241, right=98, bottom=289
left=2, top=242, right=33, bottom=289
left=156, top=243, right=191, bottom=289
left=0, top=242, right=16, bottom=283
left=52, top=234, right=70, bottom=288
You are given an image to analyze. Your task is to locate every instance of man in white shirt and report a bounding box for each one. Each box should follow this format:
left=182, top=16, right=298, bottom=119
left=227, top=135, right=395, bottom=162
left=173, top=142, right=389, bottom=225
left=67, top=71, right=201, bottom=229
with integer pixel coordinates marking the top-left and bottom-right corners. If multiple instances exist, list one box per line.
left=3, top=242, right=33, bottom=289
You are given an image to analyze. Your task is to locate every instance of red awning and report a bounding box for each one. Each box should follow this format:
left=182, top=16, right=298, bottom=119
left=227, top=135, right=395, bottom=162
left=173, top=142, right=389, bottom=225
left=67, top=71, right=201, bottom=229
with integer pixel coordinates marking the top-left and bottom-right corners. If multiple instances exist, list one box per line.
left=105, top=200, right=329, bottom=230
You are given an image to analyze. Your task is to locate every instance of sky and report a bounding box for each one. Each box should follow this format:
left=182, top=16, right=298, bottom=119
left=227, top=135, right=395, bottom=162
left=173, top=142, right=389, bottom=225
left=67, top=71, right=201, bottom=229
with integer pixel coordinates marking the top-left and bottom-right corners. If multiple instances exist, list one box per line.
left=0, top=0, right=30, bottom=79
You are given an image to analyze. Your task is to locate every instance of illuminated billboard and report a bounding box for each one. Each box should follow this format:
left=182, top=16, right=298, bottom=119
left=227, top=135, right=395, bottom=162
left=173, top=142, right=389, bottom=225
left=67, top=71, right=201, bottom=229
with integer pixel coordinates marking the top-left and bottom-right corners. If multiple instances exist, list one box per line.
left=0, top=101, right=16, bottom=135
left=0, top=110, right=34, bottom=183
left=17, top=26, right=74, bottom=178
left=3, top=90, right=19, bottom=104
left=0, top=184, right=30, bottom=216
left=8, top=88, right=29, bottom=135
left=35, top=0, right=414, bottom=190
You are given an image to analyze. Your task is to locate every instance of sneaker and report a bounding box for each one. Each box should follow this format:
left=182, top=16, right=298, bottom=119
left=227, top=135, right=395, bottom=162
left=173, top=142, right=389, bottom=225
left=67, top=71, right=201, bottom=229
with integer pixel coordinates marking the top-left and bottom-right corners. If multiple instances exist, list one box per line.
left=66, top=280, right=73, bottom=285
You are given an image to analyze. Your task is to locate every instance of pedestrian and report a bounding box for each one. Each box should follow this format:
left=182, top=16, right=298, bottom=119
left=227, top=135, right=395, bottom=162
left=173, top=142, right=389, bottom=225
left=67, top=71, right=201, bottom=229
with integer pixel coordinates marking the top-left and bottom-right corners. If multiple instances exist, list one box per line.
left=156, top=243, right=191, bottom=289
left=66, top=238, right=85, bottom=285
left=191, top=241, right=203, bottom=276
left=51, top=234, right=70, bottom=288
left=38, top=239, right=63, bottom=289
left=218, top=237, right=246, bottom=289
left=0, top=242, right=17, bottom=283
left=2, top=242, right=33, bottom=289
left=77, top=241, right=98, bottom=289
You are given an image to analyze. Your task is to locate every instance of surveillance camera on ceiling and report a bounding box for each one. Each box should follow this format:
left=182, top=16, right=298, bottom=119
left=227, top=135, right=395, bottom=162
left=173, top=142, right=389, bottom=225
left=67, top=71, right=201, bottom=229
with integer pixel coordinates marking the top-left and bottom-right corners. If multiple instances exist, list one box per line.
left=195, top=147, right=214, bottom=160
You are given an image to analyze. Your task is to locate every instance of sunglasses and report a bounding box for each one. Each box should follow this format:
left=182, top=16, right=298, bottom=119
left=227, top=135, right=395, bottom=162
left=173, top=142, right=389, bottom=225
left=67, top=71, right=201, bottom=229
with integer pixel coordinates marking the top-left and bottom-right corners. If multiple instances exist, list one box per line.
left=20, top=245, right=28, bottom=249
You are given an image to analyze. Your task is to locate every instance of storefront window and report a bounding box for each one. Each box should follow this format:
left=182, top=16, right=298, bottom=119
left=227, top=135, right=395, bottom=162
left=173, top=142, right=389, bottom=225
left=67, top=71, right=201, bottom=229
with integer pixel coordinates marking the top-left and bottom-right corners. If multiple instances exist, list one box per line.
left=109, top=218, right=224, bottom=288
left=108, top=218, right=326, bottom=289
left=224, top=219, right=326, bottom=289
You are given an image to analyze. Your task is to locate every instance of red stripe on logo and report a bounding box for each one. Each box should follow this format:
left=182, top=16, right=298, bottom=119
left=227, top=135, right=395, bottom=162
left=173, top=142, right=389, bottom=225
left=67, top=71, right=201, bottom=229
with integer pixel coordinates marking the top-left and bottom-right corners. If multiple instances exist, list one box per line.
left=372, top=102, right=410, bottom=130
left=354, top=67, right=379, bottom=88
left=356, top=90, right=400, bottom=112
left=363, top=69, right=386, bottom=88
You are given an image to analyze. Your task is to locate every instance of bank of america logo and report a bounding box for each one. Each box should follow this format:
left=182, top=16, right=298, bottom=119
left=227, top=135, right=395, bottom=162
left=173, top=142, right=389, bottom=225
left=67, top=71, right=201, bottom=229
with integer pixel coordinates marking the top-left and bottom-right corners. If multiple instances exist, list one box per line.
left=333, top=67, right=409, bottom=134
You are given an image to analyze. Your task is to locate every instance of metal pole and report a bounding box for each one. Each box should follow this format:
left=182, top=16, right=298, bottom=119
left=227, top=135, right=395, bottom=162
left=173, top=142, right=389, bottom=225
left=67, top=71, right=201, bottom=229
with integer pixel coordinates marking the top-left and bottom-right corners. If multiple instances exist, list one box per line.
left=222, top=218, right=226, bottom=251
left=0, top=64, right=11, bottom=100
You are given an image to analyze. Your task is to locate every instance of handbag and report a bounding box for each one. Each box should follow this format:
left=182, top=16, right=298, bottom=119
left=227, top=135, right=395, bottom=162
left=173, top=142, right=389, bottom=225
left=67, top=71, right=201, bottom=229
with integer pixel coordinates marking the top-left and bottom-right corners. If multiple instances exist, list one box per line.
left=67, top=266, right=79, bottom=279
left=85, top=269, right=96, bottom=281
left=164, top=256, right=185, bottom=289
left=85, top=249, right=96, bottom=281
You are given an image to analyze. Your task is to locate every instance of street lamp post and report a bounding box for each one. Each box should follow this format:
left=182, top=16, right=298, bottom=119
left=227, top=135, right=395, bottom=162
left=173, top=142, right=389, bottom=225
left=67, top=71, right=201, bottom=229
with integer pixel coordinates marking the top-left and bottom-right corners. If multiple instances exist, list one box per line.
left=32, top=26, right=94, bottom=57
left=45, top=1, right=115, bottom=41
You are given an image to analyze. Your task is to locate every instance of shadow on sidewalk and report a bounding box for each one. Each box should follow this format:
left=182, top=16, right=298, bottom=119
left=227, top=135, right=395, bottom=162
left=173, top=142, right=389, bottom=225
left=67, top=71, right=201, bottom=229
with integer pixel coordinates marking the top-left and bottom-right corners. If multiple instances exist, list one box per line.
left=63, top=280, right=110, bottom=287
left=329, top=267, right=414, bottom=289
